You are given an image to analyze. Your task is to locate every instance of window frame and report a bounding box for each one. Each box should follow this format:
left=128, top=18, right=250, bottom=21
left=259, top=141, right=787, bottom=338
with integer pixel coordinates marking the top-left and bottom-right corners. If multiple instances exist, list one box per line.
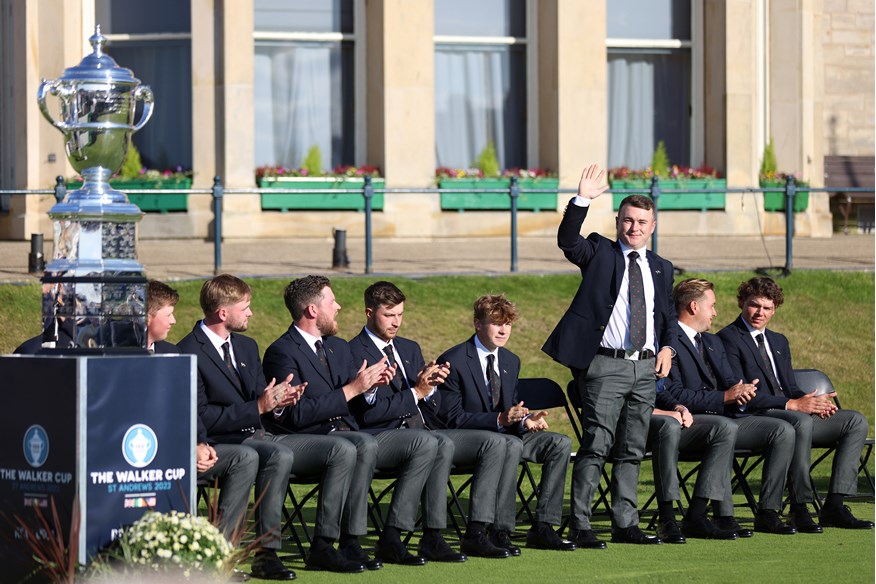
left=605, top=2, right=703, bottom=168
left=433, top=0, right=539, bottom=169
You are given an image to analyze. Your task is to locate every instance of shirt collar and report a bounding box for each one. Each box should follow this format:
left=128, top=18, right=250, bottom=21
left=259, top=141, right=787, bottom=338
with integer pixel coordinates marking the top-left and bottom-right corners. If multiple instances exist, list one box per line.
left=740, top=317, right=765, bottom=339
left=364, top=326, right=392, bottom=352
left=677, top=320, right=699, bottom=345
left=199, top=320, right=230, bottom=353
left=294, top=324, right=322, bottom=353
left=473, top=334, right=498, bottom=361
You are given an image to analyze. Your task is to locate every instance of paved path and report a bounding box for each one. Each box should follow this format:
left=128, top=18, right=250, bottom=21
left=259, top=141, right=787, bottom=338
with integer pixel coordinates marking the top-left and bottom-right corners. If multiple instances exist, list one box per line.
left=0, top=234, right=872, bottom=283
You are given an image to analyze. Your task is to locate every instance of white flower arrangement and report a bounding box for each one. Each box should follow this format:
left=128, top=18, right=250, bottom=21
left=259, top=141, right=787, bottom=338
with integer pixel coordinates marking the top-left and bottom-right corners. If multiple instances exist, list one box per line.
left=116, top=510, right=233, bottom=578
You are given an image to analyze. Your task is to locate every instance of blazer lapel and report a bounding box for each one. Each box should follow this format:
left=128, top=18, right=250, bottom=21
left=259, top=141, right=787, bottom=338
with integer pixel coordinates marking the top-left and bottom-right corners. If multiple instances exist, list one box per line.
left=290, top=327, right=333, bottom=387
left=497, top=347, right=516, bottom=410
left=678, top=331, right=715, bottom=388
left=611, top=241, right=625, bottom=299
left=465, top=339, right=492, bottom=411
left=195, top=325, right=247, bottom=399
left=733, top=317, right=775, bottom=391
left=230, top=334, right=254, bottom=399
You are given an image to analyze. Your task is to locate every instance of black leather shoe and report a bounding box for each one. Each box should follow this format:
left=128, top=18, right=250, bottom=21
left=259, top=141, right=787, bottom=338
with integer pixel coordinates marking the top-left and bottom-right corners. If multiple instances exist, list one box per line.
left=525, top=525, right=576, bottom=551
left=789, top=507, right=824, bottom=534
left=656, top=519, right=687, bottom=544
left=490, top=528, right=521, bottom=556
left=681, top=516, right=737, bottom=540
left=229, top=568, right=251, bottom=582
left=819, top=505, right=876, bottom=529
left=306, top=545, right=365, bottom=573
left=418, top=534, right=467, bottom=562
left=375, top=534, right=427, bottom=566
left=754, top=510, right=797, bottom=535
left=567, top=528, right=607, bottom=550
left=610, top=525, right=662, bottom=545
left=251, top=550, right=297, bottom=580
left=714, top=516, right=753, bottom=538
left=460, top=531, right=510, bottom=558
left=338, top=541, right=383, bottom=570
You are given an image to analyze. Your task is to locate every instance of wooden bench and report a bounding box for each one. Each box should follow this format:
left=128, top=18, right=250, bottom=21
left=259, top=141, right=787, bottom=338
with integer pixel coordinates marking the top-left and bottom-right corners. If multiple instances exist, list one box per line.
left=824, top=155, right=875, bottom=234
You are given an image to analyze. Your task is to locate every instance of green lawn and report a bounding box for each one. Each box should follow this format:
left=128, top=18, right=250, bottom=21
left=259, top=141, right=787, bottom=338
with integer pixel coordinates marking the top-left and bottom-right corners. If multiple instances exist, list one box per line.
left=2, top=271, right=871, bottom=429
left=3, top=271, right=874, bottom=582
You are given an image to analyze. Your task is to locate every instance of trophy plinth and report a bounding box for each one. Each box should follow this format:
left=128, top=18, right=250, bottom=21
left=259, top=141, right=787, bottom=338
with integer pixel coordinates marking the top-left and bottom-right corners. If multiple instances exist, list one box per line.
left=37, top=26, right=154, bottom=350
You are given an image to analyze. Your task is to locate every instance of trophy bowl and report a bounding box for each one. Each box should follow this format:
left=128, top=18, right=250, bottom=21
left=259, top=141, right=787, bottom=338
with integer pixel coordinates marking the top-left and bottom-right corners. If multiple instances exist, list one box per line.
left=37, top=25, right=153, bottom=179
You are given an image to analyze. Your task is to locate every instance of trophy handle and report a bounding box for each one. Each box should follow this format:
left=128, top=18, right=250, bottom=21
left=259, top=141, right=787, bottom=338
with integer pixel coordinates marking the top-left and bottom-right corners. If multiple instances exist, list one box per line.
left=36, top=79, right=72, bottom=130
left=131, top=85, right=154, bottom=133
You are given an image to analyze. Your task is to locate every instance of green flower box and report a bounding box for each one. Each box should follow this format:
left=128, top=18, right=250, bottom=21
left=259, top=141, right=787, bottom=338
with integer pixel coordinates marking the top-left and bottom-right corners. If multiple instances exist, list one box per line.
left=65, top=178, right=190, bottom=213
left=760, top=180, right=809, bottom=212
left=439, top=177, right=558, bottom=212
left=259, top=177, right=384, bottom=211
left=610, top=178, right=726, bottom=211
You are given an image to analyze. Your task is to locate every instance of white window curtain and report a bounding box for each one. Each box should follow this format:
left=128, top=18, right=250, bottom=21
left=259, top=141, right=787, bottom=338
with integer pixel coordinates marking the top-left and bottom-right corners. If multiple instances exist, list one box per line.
left=607, top=56, right=656, bottom=170
left=254, top=43, right=333, bottom=168
left=607, top=51, right=691, bottom=170
left=435, top=47, right=508, bottom=169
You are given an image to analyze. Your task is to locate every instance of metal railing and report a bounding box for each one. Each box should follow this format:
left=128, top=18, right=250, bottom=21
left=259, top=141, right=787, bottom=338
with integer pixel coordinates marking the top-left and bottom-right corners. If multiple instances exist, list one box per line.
left=1, top=175, right=873, bottom=277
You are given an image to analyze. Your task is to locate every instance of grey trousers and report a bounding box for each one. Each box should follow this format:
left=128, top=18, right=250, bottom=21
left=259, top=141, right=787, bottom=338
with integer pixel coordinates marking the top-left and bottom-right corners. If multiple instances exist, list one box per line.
left=494, top=431, right=572, bottom=531
left=647, top=413, right=736, bottom=505
left=241, top=433, right=296, bottom=550
left=427, top=429, right=507, bottom=529
left=569, top=354, right=655, bottom=530
left=200, top=443, right=259, bottom=540
left=762, top=408, right=868, bottom=502
left=339, top=429, right=438, bottom=534
left=715, top=415, right=795, bottom=515
left=270, top=432, right=358, bottom=540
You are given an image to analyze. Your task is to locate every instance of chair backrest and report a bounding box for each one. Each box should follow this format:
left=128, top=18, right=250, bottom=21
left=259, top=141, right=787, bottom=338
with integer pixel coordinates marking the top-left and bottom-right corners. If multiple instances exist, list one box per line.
left=517, top=377, right=584, bottom=444
left=515, top=377, right=567, bottom=410
left=793, top=368, right=841, bottom=407
left=793, top=368, right=835, bottom=396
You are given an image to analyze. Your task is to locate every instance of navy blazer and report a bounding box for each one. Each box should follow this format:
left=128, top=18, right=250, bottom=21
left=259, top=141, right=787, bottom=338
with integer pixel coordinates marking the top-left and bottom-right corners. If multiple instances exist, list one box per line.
left=436, top=336, right=521, bottom=434
left=152, top=339, right=214, bottom=444
left=662, top=325, right=745, bottom=416
left=153, top=340, right=180, bottom=354
left=348, top=329, right=427, bottom=430
left=177, top=323, right=265, bottom=445
left=262, top=326, right=360, bottom=434
left=717, top=316, right=804, bottom=406
left=542, top=199, right=678, bottom=371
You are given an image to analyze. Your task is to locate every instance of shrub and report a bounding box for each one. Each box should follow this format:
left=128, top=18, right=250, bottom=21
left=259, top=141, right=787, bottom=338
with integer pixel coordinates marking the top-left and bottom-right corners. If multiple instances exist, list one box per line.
left=475, top=142, right=500, bottom=178
left=651, top=140, right=670, bottom=178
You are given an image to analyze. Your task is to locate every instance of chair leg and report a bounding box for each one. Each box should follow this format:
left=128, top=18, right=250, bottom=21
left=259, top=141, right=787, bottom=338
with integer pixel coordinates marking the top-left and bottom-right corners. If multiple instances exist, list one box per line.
left=446, top=476, right=471, bottom=539
left=732, top=456, right=761, bottom=517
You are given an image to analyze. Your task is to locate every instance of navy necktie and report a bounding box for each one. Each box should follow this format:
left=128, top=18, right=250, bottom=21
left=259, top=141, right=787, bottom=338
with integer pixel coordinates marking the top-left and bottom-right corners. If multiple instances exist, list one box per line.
left=756, top=333, right=785, bottom=397
left=315, top=339, right=332, bottom=378
left=486, top=354, right=502, bottom=410
left=382, top=344, right=405, bottom=392
left=628, top=251, right=647, bottom=351
left=695, top=333, right=716, bottom=386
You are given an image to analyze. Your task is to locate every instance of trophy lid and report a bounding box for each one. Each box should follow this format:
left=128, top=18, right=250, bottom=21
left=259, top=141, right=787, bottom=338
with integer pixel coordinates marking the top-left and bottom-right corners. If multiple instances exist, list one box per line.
left=59, top=25, right=140, bottom=85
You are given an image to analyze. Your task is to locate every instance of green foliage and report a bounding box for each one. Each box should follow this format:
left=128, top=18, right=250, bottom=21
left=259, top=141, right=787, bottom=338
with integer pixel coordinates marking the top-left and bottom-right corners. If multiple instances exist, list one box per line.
left=760, top=137, right=778, bottom=178
left=301, top=145, right=323, bottom=176
left=474, top=142, right=500, bottom=178
left=651, top=140, right=670, bottom=177
left=118, top=141, right=143, bottom=180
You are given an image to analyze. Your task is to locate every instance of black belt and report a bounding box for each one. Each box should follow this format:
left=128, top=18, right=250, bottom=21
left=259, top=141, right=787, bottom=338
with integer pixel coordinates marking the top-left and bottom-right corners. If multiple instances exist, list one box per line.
left=597, top=347, right=655, bottom=360
left=328, top=419, right=353, bottom=432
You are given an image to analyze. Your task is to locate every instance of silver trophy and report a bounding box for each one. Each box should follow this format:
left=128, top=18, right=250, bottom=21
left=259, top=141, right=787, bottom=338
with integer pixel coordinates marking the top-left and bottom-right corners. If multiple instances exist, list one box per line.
left=36, top=25, right=154, bottom=349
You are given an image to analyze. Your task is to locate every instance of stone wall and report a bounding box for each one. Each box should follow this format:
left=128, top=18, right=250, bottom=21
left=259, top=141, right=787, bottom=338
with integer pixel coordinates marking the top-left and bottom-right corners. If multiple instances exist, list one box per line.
left=822, top=0, right=875, bottom=156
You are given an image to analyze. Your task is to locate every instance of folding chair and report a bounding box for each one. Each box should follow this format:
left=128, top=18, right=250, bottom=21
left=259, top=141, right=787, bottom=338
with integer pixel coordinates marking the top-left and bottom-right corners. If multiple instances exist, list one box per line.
left=564, top=379, right=619, bottom=520
left=281, top=474, right=323, bottom=558
left=794, top=368, right=875, bottom=510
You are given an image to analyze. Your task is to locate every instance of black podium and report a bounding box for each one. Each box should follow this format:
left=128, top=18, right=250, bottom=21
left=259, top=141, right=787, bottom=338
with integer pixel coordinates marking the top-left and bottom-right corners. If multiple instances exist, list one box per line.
left=0, top=354, right=195, bottom=581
